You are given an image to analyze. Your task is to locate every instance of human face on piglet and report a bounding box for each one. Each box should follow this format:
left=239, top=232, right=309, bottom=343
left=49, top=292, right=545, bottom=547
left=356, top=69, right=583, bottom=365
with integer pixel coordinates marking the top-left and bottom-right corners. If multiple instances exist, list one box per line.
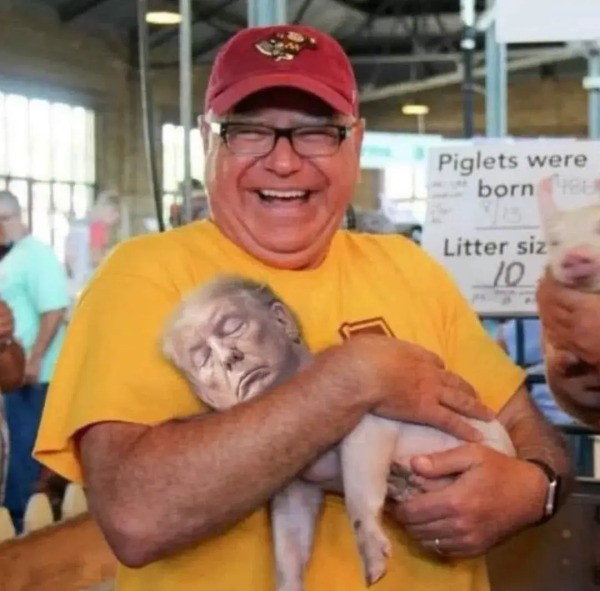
left=168, top=294, right=304, bottom=410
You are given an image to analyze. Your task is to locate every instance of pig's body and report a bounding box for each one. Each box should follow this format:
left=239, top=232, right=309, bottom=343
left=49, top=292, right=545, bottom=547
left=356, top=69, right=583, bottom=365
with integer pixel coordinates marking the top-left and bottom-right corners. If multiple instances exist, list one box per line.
left=272, top=414, right=514, bottom=590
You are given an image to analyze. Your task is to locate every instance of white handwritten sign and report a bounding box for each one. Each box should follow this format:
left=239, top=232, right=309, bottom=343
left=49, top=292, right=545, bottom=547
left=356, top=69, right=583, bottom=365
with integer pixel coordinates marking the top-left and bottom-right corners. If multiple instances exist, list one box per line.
left=421, top=140, right=600, bottom=316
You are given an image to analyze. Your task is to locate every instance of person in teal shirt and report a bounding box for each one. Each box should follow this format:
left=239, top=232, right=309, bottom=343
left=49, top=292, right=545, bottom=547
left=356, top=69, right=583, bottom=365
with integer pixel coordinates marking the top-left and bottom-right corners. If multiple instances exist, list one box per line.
left=0, top=191, right=68, bottom=532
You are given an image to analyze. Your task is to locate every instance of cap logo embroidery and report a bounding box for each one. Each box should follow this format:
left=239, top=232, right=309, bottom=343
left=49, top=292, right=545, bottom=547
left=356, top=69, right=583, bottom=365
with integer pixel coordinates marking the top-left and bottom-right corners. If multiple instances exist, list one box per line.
left=254, top=31, right=317, bottom=61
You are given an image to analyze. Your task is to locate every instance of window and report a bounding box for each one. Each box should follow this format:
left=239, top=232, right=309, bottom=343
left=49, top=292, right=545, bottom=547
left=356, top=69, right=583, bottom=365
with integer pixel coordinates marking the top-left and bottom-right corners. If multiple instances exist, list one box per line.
left=0, top=91, right=96, bottom=262
left=161, top=123, right=205, bottom=224
left=381, top=162, right=428, bottom=225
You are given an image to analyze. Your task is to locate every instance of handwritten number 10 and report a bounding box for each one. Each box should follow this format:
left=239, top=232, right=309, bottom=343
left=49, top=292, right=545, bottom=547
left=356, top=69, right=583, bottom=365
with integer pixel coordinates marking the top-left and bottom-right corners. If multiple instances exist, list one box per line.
left=493, top=261, right=525, bottom=287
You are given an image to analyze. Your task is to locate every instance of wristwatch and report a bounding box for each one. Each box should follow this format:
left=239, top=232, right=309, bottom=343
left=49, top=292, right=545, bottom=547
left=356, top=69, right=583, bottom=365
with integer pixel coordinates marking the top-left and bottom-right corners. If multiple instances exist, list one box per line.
left=525, top=458, right=561, bottom=524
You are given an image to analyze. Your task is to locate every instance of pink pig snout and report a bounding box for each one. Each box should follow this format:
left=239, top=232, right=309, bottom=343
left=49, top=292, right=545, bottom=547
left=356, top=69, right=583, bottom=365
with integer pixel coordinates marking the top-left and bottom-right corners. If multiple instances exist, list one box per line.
left=560, top=247, right=598, bottom=282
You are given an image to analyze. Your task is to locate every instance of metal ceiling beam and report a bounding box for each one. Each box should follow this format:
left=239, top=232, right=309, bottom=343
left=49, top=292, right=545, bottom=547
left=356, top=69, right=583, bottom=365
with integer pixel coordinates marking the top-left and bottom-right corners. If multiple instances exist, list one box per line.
left=149, top=0, right=241, bottom=48
left=58, top=0, right=112, bottom=22
left=293, top=0, right=314, bottom=24
left=358, top=47, right=580, bottom=103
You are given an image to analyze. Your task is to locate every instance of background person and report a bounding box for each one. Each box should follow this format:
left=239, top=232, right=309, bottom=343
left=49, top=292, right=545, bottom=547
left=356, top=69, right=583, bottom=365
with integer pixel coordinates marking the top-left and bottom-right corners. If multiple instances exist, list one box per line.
left=0, top=190, right=69, bottom=531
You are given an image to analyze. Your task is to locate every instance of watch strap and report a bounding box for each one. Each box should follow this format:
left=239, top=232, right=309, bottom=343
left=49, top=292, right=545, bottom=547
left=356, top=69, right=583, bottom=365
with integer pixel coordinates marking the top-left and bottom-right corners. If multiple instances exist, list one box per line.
left=525, top=458, right=560, bottom=525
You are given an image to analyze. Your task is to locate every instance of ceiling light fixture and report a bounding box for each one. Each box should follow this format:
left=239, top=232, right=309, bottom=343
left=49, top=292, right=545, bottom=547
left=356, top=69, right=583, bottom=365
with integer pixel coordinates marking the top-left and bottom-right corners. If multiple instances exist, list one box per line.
left=402, top=104, right=430, bottom=116
left=146, top=10, right=182, bottom=25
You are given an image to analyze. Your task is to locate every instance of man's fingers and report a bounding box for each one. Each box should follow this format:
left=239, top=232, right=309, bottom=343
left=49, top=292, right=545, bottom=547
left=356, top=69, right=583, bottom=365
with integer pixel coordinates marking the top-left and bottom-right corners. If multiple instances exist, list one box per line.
left=394, top=487, right=457, bottom=525
left=443, top=372, right=479, bottom=398
left=440, top=385, right=495, bottom=422
left=537, top=272, right=579, bottom=312
left=424, top=408, right=484, bottom=443
left=410, top=445, right=479, bottom=480
left=421, top=536, right=477, bottom=559
left=404, top=516, right=458, bottom=541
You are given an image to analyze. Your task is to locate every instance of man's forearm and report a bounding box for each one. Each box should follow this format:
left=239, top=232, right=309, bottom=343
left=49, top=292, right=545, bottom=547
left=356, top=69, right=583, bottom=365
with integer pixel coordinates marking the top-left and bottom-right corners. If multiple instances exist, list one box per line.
left=504, top=398, right=573, bottom=507
left=31, top=309, right=65, bottom=361
left=83, top=347, right=373, bottom=566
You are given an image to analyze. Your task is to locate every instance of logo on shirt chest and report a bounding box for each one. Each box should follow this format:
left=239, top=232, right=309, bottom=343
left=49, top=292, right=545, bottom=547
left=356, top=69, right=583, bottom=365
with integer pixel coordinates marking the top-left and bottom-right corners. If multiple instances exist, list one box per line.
left=338, top=317, right=395, bottom=340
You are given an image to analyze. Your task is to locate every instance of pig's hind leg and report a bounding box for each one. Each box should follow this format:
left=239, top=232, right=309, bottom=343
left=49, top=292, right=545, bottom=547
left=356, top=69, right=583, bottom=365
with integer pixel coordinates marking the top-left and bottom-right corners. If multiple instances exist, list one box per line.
left=340, top=415, right=398, bottom=586
left=271, top=479, right=324, bottom=591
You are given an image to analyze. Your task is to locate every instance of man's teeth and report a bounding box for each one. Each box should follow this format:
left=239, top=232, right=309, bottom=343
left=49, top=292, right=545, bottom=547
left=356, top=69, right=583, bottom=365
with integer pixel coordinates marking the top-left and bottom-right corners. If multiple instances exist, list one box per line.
left=258, top=190, right=310, bottom=201
left=260, top=190, right=307, bottom=198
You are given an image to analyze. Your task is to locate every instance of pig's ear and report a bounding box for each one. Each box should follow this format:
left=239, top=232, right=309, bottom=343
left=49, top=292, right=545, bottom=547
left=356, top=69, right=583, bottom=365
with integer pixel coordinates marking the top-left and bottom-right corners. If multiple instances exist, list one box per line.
left=536, top=175, right=559, bottom=225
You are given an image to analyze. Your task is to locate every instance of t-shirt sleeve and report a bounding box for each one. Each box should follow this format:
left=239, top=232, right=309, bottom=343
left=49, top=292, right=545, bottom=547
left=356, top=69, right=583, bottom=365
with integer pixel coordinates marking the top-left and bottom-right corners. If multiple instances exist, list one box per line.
left=26, top=242, right=70, bottom=313
left=33, top=240, right=202, bottom=484
left=412, top=244, right=526, bottom=413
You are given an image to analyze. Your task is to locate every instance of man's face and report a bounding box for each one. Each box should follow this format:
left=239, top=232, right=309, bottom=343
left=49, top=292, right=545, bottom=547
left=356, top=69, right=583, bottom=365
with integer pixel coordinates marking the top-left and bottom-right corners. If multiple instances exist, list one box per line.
left=176, top=293, right=303, bottom=410
left=202, top=88, right=365, bottom=270
left=0, top=208, right=20, bottom=244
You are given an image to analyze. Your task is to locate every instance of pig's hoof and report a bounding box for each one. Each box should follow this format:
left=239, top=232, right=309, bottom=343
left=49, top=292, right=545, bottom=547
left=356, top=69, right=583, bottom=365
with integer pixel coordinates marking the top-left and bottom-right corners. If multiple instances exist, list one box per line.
left=356, top=525, right=392, bottom=586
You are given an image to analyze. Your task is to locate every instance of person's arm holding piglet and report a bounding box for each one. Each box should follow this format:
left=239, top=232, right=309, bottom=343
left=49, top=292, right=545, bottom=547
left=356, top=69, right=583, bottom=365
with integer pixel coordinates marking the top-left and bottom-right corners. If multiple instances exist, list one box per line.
left=536, top=272, right=600, bottom=426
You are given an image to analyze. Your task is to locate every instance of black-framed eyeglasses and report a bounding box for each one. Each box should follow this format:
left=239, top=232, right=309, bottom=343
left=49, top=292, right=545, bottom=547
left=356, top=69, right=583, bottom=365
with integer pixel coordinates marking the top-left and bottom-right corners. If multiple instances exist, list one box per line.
left=209, top=121, right=356, bottom=158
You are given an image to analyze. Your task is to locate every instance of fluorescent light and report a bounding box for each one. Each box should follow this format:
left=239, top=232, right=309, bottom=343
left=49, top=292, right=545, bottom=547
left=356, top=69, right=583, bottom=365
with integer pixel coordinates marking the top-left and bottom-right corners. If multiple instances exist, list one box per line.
left=146, top=11, right=182, bottom=25
left=402, top=104, right=430, bottom=116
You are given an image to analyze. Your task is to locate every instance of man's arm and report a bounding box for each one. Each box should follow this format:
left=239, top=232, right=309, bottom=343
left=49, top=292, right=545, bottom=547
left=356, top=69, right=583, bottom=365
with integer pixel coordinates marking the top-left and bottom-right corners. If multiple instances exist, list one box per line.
left=79, top=336, right=494, bottom=568
left=393, top=385, right=573, bottom=558
left=26, top=309, right=65, bottom=382
left=497, top=384, right=573, bottom=507
left=80, top=347, right=369, bottom=568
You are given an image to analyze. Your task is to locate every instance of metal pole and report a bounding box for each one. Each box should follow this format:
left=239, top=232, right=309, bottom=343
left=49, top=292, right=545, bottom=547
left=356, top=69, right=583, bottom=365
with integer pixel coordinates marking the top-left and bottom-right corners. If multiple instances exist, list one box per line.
left=461, top=0, right=475, bottom=138
left=248, top=0, right=286, bottom=27
left=485, top=0, right=507, bottom=137
left=180, top=0, right=193, bottom=223
left=587, top=47, right=600, bottom=139
left=137, top=0, right=165, bottom=231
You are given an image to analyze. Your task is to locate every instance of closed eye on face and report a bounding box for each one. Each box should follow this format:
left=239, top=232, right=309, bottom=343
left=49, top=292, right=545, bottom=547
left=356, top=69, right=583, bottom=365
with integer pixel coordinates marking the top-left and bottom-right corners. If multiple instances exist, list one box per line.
left=190, top=343, right=211, bottom=369
left=215, top=314, right=246, bottom=337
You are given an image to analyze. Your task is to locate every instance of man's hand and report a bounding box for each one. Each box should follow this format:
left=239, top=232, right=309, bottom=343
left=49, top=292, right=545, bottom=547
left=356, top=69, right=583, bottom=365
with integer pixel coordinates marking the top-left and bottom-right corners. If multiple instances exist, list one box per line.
left=389, top=444, right=547, bottom=558
left=345, top=335, right=495, bottom=443
left=536, top=270, right=600, bottom=368
left=0, top=301, right=14, bottom=341
left=24, top=355, right=41, bottom=384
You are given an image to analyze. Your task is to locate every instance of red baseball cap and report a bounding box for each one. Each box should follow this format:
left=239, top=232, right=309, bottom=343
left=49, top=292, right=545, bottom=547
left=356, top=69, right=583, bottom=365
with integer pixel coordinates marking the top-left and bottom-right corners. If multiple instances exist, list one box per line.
left=205, top=25, right=358, bottom=117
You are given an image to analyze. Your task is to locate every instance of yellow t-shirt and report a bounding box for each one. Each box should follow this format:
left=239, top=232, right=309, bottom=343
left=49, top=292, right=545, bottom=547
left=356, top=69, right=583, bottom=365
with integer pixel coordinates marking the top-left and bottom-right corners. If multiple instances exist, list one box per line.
left=34, top=220, right=525, bottom=591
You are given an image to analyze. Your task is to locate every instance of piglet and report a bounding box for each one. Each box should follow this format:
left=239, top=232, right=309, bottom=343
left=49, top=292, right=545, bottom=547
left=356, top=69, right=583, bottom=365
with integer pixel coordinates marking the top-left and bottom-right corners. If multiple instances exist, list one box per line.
left=537, top=176, right=600, bottom=367
left=537, top=175, right=600, bottom=292
left=161, top=280, right=515, bottom=590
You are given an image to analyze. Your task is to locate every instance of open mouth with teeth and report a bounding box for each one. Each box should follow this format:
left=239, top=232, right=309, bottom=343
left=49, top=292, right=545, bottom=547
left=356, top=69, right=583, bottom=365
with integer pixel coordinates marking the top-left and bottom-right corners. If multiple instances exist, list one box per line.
left=256, top=189, right=312, bottom=204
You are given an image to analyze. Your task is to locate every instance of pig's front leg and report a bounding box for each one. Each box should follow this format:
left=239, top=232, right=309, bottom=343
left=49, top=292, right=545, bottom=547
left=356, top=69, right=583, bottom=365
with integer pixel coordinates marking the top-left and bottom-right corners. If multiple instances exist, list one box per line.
left=271, top=479, right=324, bottom=591
left=340, top=415, right=398, bottom=586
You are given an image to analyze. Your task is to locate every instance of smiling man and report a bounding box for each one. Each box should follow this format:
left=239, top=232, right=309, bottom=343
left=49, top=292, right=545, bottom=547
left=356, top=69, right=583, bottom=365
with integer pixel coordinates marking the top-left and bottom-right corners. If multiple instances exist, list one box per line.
left=34, top=25, right=570, bottom=591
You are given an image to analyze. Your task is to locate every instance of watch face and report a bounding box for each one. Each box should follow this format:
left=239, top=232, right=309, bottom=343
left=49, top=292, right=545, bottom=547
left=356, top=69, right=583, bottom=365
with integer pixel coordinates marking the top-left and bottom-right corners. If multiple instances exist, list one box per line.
left=546, top=480, right=558, bottom=516
left=525, top=458, right=560, bottom=520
